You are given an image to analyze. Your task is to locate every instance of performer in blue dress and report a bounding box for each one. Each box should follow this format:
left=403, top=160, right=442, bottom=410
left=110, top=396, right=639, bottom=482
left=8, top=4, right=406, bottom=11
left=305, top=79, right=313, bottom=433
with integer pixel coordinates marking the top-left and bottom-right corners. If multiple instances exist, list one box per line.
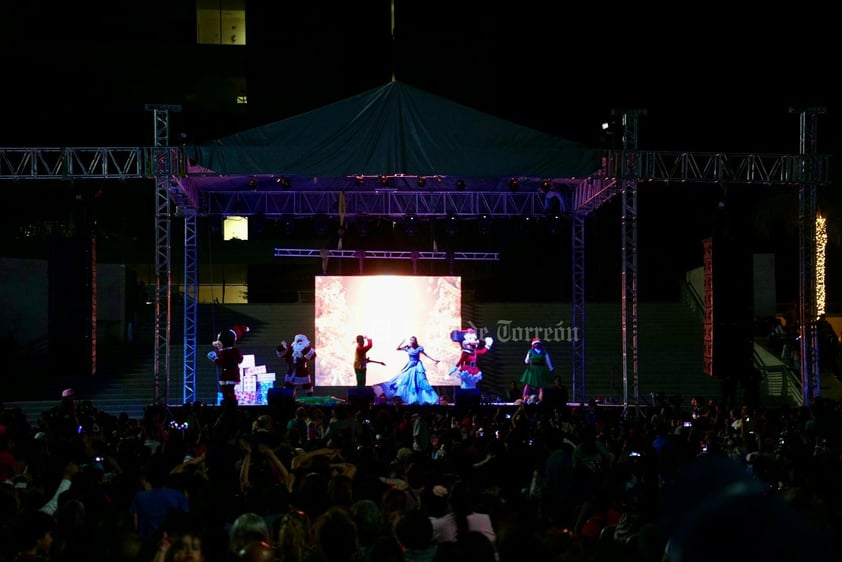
left=372, top=336, right=441, bottom=405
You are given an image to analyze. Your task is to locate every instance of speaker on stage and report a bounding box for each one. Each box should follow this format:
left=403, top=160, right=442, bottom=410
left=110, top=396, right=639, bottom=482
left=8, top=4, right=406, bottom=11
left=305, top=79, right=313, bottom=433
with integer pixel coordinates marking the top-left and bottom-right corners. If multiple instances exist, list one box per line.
left=454, top=388, right=481, bottom=411
left=268, top=387, right=296, bottom=419
left=540, top=386, right=568, bottom=412
left=347, top=387, right=375, bottom=409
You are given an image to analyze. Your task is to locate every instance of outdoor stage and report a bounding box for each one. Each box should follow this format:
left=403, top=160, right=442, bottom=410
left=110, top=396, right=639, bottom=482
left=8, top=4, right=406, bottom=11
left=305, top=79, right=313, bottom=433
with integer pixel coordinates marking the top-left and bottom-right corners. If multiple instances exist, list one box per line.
left=166, top=385, right=635, bottom=425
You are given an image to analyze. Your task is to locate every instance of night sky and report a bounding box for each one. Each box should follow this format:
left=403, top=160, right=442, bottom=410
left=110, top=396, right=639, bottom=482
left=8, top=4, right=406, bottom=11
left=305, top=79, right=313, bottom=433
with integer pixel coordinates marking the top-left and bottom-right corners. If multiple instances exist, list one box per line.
left=1, top=2, right=838, bottom=305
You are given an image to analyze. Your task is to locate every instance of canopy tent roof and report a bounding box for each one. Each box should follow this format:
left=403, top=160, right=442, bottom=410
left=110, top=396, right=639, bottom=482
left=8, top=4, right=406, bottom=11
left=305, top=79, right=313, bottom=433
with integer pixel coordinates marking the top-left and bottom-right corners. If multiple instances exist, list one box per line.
left=182, top=80, right=603, bottom=194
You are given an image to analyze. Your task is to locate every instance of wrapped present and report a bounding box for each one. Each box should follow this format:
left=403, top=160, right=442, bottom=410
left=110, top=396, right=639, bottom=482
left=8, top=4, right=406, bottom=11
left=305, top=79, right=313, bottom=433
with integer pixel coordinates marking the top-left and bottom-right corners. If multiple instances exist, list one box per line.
left=256, top=372, right=276, bottom=384
left=235, top=373, right=258, bottom=405
left=255, top=372, right=276, bottom=405
left=244, top=364, right=267, bottom=377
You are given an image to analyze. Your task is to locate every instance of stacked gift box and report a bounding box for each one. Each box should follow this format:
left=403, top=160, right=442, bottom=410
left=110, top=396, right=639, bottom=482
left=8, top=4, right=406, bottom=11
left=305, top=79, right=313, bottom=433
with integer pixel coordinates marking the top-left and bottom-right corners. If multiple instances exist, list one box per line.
left=217, top=354, right=276, bottom=406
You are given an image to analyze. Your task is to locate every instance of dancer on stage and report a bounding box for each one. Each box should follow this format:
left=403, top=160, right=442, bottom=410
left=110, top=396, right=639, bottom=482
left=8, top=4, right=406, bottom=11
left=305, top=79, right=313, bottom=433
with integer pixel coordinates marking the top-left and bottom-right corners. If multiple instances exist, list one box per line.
left=520, top=337, right=554, bottom=403
left=207, top=324, right=249, bottom=406
left=277, top=334, right=316, bottom=397
left=354, top=335, right=374, bottom=387
left=448, top=328, right=493, bottom=390
left=372, top=336, right=440, bottom=405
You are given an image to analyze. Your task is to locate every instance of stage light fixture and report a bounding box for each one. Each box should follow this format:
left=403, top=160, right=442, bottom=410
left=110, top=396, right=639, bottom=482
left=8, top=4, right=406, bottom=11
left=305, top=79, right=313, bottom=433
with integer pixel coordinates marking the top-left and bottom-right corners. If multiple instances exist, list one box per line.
left=379, top=175, right=390, bottom=187
left=600, top=118, right=625, bottom=147
left=455, top=179, right=466, bottom=191
left=313, top=214, right=330, bottom=237
left=446, top=215, right=459, bottom=237
left=417, top=176, right=427, bottom=188
left=549, top=216, right=562, bottom=237
left=509, top=178, right=519, bottom=192
left=478, top=215, right=491, bottom=236
left=250, top=212, right=266, bottom=237
left=275, top=176, right=291, bottom=189
left=283, top=218, right=295, bottom=237
left=355, top=175, right=365, bottom=186
left=247, top=178, right=257, bottom=191
left=405, top=215, right=418, bottom=237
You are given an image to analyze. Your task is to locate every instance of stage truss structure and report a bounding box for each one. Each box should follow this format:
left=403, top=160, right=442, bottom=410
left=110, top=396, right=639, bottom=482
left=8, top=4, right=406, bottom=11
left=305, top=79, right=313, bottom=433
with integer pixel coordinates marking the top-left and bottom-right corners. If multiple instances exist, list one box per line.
left=0, top=107, right=829, bottom=412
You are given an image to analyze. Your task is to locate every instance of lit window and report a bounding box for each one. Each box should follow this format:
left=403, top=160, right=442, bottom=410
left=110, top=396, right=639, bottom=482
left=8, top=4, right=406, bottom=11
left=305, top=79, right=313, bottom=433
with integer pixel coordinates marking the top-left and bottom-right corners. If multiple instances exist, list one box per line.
left=197, top=0, right=246, bottom=46
left=223, top=216, right=249, bottom=241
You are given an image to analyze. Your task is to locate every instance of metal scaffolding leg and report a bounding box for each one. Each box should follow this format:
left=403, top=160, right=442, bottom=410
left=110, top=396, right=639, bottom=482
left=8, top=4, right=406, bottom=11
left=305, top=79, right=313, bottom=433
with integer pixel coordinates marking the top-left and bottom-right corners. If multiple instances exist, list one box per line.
left=794, top=107, right=824, bottom=404
left=183, top=213, right=198, bottom=404
left=619, top=110, right=643, bottom=418
left=147, top=104, right=180, bottom=406
left=571, top=213, right=586, bottom=403
left=152, top=147, right=171, bottom=405
left=620, top=177, right=639, bottom=414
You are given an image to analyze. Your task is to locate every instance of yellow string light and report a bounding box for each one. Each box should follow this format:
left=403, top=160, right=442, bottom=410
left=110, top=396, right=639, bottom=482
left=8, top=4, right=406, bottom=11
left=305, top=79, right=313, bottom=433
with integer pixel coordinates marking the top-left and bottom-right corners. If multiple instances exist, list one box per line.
left=815, top=213, right=827, bottom=318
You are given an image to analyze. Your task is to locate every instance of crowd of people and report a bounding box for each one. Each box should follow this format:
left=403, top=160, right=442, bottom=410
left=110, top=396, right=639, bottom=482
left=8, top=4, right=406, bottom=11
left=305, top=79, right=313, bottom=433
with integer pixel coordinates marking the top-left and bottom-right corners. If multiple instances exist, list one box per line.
left=1, top=383, right=841, bottom=562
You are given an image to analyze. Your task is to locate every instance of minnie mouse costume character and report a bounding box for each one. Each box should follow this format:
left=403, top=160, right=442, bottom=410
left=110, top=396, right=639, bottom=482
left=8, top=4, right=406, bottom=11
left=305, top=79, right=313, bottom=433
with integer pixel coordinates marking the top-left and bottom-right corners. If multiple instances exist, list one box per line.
left=448, top=328, right=493, bottom=390
left=277, top=334, right=316, bottom=397
left=207, top=324, right=249, bottom=406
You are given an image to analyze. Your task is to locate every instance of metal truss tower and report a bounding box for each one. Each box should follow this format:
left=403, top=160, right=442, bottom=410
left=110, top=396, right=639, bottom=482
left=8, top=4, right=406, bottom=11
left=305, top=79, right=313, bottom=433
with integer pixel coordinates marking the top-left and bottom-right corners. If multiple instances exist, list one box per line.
left=794, top=107, right=825, bottom=403
left=146, top=104, right=201, bottom=407
left=182, top=207, right=199, bottom=405
left=146, top=104, right=180, bottom=405
left=570, top=170, right=621, bottom=404
left=619, top=110, right=644, bottom=417
left=571, top=212, right=587, bottom=402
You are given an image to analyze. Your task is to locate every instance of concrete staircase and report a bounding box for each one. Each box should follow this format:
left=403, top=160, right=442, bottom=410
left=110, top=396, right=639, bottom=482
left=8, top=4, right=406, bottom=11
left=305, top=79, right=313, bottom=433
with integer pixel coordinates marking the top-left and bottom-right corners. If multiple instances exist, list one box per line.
left=4, top=298, right=734, bottom=424
left=5, top=311, right=158, bottom=423
left=170, top=302, right=319, bottom=406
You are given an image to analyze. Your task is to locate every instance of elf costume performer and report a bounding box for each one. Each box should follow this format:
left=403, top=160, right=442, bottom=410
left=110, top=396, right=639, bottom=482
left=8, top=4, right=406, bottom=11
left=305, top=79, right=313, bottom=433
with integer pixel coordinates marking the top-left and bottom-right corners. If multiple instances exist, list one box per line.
left=520, top=337, right=554, bottom=402
left=207, top=324, right=249, bottom=406
left=277, top=334, right=316, bottom=397
left=448, top=328, right=493, bottom=389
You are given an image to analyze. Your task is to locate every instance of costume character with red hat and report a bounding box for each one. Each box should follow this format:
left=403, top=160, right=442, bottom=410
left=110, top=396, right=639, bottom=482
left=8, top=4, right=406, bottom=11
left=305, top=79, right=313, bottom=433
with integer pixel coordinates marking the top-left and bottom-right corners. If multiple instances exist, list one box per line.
left=520, top=337, right=554, bottom=403
left=448, top=328, right=493, bottom=390
left=277, top=334, right=316, bottom=397
left=207, top=324, right=249, bottom=406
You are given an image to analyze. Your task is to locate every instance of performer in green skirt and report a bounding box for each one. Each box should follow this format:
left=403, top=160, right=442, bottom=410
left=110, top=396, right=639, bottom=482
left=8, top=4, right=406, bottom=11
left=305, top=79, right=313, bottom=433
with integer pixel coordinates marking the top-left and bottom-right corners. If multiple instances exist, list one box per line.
left=520, top=337, right=554, bottom=402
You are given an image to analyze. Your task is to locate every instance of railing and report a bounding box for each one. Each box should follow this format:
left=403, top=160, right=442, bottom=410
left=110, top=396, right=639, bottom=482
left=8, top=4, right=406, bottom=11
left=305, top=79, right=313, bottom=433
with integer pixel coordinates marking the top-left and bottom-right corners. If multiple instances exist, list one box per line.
left=681, top=280, right=804, bottom=408
left=753, top=346, right=803, bottom=408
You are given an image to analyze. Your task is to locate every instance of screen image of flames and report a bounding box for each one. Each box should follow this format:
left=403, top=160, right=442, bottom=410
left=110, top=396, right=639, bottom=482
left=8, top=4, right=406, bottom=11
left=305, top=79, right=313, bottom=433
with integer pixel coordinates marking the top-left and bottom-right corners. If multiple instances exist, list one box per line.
left=314, top=275, right=462, bottom=387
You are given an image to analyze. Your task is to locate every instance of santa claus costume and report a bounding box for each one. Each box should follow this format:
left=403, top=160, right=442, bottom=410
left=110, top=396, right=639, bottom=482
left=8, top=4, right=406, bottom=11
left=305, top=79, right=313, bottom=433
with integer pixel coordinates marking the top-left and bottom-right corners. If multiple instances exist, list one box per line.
left=277, top=334, right=316, bottom=397
left=208, top=324, right=249, bottom=406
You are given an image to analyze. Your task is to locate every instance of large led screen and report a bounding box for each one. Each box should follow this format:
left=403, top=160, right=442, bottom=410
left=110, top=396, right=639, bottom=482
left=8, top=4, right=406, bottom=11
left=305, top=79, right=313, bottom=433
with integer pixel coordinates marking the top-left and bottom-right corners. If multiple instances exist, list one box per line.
left=314, top=276, right=462, bottom=387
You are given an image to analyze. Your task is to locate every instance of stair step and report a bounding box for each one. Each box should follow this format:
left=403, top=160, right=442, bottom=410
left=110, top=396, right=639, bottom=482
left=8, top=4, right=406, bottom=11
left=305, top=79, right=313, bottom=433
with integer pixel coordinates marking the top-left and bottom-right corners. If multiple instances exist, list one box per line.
left=6, top=300, right=738, bottom=422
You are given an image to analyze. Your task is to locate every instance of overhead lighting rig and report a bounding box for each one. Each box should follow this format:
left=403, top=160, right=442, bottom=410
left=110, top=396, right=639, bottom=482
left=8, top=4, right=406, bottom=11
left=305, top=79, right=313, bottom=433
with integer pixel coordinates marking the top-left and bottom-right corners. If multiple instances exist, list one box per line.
left=345, top=174, right=446, bottom=190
